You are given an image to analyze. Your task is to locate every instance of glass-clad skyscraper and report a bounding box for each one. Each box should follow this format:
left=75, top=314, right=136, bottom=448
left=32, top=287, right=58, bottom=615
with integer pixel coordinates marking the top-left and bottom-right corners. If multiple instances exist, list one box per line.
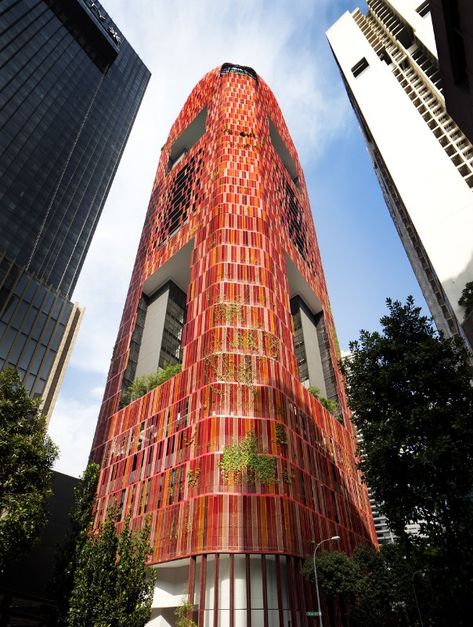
left=0, top=0, right=150, bottom=415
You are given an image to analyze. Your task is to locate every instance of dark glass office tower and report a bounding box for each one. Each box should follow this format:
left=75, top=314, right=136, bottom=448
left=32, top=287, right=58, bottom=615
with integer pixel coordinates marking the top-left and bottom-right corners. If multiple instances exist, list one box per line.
left=0, top=0, right=150, bottom=416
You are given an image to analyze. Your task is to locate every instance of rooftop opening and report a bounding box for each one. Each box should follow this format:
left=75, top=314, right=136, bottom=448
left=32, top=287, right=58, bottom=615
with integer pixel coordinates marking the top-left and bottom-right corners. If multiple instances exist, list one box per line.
left=220, top=63, right=258, bottom=80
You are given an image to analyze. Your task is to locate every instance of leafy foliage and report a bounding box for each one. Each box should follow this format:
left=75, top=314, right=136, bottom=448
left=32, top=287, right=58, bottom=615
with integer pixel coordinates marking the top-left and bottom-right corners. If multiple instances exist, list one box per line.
left=343, top=297, right=473, bottom=540
left=302, top=545, right=416, bottom=627
left=342, top=297, right=473, bottom=624
left=220, top=431, right=276, bottom=484
left=175, top=600, right=197, bottom=627
left=0, top=368, right=57, bottom=573
left=307, top=385, right=338, bottom=415
left=302, top=550, right=359, bottom=601
left=275, top=423, right=288, bottom=446
left=122, top=363, right=182, bottom=405
left=67, top=509, right=156, bottom=627
left=51, top=463, right=99, bottom=625
left=187, top=468, right=200, bottom=488
left=458, top=280, right=473, bottom=318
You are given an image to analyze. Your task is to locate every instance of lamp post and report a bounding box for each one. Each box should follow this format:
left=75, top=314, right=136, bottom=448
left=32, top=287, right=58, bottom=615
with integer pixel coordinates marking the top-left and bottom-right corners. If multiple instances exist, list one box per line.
left=312, top=535, right=340, bottom=627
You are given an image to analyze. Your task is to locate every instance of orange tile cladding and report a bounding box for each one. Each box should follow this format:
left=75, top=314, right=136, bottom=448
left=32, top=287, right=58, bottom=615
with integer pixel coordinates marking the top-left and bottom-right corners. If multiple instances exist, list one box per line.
left=90, top=66, right=377, bottom=564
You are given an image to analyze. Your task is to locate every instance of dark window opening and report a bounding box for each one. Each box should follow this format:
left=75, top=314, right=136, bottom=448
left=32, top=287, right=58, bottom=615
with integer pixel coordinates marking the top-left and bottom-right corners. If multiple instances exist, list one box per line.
left=351, top=57, right=369, bottom=78
left=283, top=182, right=309, bottom=261
left=380, top=48, right=392, bottom=65
left=158, top=282, right=187, bottom=368
left=155, top=151, right=203, bottom=248
left=416, top=1, right=430, bottom=18
left=290, top=298, right=309, bottom=384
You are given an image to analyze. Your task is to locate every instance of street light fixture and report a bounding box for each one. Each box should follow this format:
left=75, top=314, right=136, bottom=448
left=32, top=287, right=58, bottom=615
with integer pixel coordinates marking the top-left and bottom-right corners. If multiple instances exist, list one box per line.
left=312, top=535, right=340, bottom=627
left=412, top=570, right=425, bottom=627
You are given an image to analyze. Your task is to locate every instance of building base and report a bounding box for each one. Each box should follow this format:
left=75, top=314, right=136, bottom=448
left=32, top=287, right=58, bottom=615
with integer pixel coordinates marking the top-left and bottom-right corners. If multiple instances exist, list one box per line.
left=148, top=553, right=318, bottom=627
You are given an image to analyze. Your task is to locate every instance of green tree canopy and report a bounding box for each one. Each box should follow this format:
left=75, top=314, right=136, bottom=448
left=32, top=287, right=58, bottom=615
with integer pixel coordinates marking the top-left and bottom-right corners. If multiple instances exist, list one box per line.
left=458, top=280, right=473, bottom=318
left=303, top=544, right=419, bottom=627
left=52, top=463, right=99, bottom=625
left=342, top=297, right=473, bottom=624
left=0, top=368, right=57, bottom=573
left=302, top=550, right=359, bottom=600
left=67, top=508, right=156, bottom=627
left=342, top=297, right=473, bottom=542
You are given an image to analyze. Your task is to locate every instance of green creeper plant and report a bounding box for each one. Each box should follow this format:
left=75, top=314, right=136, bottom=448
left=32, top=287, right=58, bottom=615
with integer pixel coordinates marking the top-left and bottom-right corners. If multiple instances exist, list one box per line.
left=187, top=468, right=200, bottom=488
left=0, top=368, right=58, bottom=574
left=220, top=431, right=276, bottom=484
left=275, top=423, right=288, bottom=446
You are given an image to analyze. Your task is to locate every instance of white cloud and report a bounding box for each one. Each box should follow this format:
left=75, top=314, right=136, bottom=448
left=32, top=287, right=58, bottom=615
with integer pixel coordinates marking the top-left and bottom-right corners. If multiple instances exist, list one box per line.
left=49, top=393, right=101, bottom=477
left=51, top=0, right=352, bottom=472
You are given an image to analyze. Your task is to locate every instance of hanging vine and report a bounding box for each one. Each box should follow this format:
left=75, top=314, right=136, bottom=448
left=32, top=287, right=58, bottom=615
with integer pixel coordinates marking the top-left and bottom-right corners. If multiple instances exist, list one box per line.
left=220, top=431, right=276, bottom=484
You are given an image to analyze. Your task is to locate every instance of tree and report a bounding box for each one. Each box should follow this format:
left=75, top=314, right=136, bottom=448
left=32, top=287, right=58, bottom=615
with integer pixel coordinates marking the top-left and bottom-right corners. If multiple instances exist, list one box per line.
left=351, top=544, right=411, bottom=627
left=302, top=550, right=359, bottom=626
left=302, top=544, right=419, bottom=627
left=67, top=508, right=156, bottom=627
left=342, top=297, right=473, bottom=624
left=0, top=368, right=57, bottom=573
left=51, top=463, right=99, bottom=625
left=458, top=280, right=473, bottom=318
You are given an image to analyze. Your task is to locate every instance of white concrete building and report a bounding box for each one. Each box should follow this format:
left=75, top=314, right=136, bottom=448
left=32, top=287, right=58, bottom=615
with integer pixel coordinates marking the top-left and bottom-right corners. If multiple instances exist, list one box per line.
left=327, top=0, right=473, bottom=347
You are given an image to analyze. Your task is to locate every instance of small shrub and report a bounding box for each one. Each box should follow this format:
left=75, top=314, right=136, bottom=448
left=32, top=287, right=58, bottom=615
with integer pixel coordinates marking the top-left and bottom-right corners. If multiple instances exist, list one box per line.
left=122, top=363, right=182, bottom=405
left=307, top=386, right=338, bottom=415
left=175, top=600, right=197, bottom=627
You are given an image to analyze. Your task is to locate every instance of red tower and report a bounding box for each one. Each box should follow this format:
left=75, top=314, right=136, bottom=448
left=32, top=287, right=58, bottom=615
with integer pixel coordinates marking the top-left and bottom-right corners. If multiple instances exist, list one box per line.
left=91, top=64, right=376, bottom=626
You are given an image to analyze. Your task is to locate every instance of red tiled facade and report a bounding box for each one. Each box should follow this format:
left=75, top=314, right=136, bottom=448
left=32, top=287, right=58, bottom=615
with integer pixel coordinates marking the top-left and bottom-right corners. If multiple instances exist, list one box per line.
left=91, top=65, right=376, bottom=623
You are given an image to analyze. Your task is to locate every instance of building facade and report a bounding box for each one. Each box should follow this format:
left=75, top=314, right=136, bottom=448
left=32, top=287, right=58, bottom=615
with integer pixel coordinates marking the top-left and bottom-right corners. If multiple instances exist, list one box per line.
left=327, top=0, right=473, bottom=349
left=0, top=0, right=150, bottom=415
left=91, top=64, right=376, bottom=626
left=430, top=0, right=473, bottom=145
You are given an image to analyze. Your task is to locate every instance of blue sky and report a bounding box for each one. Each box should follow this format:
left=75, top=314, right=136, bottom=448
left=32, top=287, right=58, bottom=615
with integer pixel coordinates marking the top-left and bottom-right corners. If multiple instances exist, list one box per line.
left=48, top=0, right=427, bottom=477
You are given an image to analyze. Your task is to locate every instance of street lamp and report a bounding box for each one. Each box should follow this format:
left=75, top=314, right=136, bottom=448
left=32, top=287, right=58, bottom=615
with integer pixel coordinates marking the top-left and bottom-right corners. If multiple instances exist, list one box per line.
left=312, top=535, right=340, bottom=627
left=412, top=570, right=425, bottom=627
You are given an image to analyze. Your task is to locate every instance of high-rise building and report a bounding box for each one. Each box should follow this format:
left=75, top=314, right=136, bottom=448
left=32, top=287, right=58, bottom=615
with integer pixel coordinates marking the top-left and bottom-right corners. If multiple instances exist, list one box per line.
left=327, top=0, right=473, bottom=349
left=0, top=0, right=150, bottom=416
left=430, top=0, right=473, bottom=145
left=92, top=64, right=376, bottom=626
